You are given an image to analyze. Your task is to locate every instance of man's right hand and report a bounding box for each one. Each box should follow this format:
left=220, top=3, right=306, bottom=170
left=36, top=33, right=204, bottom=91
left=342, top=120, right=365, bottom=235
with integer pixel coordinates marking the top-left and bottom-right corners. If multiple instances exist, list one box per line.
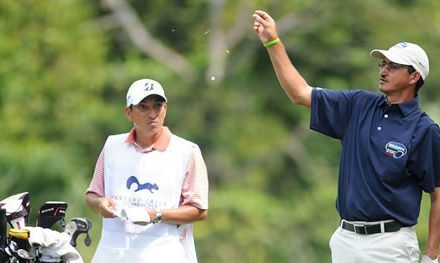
left=253, top=10, right=279, bottom=44
left=86, top=193, right=118, bottom=218
left=97, top=197, right=119, bottom=218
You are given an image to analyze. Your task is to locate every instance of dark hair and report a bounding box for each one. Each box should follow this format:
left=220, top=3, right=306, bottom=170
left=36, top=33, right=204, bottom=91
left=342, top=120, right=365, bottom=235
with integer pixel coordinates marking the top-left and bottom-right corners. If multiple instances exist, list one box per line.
left=415, top=78, right=424, bottom=94
left=407, top=66, right=424, bottom=94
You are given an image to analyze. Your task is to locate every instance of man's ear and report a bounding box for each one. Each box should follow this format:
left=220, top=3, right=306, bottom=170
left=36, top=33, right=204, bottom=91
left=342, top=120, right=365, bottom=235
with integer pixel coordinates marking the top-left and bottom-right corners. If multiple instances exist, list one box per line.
left=125, top=106, right=133, bottom=121
left=409, top=71, right=421, bottom=85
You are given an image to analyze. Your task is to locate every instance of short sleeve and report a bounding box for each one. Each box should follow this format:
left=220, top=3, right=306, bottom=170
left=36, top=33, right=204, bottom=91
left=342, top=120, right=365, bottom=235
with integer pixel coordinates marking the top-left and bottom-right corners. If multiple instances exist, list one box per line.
left=180, top=145, right=209, bottom=209
left=85, top=150, right=105, bottom=196
left=310, top=88, right=357, bottom=139
left=408, top=123, right=440, bottom=192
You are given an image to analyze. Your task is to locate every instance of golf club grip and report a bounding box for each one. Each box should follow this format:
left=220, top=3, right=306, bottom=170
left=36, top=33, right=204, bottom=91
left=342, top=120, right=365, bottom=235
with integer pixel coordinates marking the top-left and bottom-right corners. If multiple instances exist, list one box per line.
left=0, top=209, right=5, bottom=247
left=0, top=208, right=6, bottom=262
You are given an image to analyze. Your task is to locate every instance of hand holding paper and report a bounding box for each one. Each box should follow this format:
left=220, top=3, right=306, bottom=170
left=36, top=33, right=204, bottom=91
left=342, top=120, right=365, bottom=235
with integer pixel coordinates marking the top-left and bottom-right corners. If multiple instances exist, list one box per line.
left=119, top=207, right=151, bottom=225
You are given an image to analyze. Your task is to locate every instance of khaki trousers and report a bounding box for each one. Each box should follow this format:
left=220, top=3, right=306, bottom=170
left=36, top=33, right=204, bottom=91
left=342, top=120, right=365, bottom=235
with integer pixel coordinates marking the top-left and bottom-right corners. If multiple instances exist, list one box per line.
left=329, top=224, right=420, bottom=263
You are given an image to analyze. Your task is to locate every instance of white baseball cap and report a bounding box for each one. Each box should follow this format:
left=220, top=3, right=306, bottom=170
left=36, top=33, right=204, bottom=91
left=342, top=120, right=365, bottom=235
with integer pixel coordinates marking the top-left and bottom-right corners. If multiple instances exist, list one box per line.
left=126, top=79, right=167, bottom=107
left=370, top=42, right=429, bottom=80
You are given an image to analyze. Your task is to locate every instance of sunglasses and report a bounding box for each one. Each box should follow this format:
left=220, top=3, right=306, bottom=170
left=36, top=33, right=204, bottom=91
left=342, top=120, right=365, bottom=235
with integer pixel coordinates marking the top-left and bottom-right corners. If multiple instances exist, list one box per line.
left=378, top=61, right=416, bottom=73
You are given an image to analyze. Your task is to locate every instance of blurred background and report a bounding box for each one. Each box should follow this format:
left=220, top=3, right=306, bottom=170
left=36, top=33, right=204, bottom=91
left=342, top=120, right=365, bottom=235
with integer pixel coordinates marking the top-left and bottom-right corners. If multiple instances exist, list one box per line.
left=1, top=0, right=439, bottom=262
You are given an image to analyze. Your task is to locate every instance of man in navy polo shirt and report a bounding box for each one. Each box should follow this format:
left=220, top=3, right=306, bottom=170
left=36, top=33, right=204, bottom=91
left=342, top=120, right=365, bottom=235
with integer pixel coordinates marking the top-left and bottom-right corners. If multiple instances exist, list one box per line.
left=253, top=10, right=440, bottom=263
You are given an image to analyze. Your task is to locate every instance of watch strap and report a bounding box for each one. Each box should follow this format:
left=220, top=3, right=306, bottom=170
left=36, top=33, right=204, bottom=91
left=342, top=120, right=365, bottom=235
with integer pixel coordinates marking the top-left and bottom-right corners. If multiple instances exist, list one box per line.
left=153, top=209, right=162, bottom=224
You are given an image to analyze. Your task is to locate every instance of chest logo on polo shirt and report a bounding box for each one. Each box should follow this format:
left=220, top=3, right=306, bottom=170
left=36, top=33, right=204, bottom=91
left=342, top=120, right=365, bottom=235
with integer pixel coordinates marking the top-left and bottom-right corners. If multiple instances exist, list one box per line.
left=384, top=141, right=407, bottom=159
left=126, top=176, right=159, bottom=193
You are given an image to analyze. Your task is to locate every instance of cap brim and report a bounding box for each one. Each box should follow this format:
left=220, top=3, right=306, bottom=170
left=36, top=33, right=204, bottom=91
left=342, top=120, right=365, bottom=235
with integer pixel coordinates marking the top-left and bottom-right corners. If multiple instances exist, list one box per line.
left=130, top=94, right=167, bottom=106
left=370, top=49, right=387, bottom=59
left=370, top=49, right=411, bottom=66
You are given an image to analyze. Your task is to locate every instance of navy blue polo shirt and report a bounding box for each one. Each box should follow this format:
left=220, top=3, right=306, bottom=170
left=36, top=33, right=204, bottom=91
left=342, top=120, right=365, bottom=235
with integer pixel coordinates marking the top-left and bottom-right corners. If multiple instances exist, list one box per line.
left=311, top=88, right=440, bottom=226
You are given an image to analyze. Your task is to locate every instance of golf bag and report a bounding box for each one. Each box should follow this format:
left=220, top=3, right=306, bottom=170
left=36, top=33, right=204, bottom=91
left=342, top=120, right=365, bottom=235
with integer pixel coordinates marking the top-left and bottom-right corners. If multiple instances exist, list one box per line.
left=0, top=193, right=92, bottom=263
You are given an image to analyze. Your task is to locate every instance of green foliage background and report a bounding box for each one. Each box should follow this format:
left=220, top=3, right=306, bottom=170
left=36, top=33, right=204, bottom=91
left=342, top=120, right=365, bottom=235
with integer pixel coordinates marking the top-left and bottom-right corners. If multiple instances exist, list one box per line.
left=1, top=0, right=439, bottom=262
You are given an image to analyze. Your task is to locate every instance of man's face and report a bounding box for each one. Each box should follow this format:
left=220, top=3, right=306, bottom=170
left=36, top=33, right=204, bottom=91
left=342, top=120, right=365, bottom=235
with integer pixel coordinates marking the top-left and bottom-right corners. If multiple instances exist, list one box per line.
left=125, top=95, right=167, bottom=136
left=378, top=59, right=419, bottom=97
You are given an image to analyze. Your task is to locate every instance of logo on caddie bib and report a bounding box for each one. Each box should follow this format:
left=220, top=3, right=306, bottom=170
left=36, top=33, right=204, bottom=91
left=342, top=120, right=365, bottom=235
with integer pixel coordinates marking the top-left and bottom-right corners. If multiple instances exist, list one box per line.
left=126, top=176, right=159, bottom=193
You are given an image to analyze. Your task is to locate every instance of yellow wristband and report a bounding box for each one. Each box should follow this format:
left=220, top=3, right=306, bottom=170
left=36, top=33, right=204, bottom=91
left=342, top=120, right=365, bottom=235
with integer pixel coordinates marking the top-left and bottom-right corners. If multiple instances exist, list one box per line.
left=263, top=38, right=280, bottom=48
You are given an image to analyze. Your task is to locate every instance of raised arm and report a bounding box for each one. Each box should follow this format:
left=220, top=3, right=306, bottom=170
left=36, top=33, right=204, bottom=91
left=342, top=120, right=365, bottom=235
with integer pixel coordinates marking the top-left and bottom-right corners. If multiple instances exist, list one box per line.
left=253, top=10, right=312, bottom=108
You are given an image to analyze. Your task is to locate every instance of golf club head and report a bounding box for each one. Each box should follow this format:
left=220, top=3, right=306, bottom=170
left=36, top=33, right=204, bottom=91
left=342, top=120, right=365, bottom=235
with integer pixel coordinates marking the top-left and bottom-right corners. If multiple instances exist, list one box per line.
left=36, top=201, right=67, bottom=229
left=64, top=217, right=92, bottom=247
left=3, top=239, right=34, bottom=263
left=8, top=228, right=30, bottom=254
left=0, top=192, right=30, bottom=229
left=17, top=249, right=34, bottom=260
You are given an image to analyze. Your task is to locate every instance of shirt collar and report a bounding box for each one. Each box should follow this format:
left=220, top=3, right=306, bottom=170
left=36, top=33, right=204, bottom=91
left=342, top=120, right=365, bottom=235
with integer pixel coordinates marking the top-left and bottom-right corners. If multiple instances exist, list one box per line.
left=377, top=95, right=419, bottom=117
left=125, top=126, right=171, bottom=151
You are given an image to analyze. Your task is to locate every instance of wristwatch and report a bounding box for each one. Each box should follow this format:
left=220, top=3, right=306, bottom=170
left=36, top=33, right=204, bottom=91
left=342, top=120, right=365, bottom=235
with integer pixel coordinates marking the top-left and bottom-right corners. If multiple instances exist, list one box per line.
left=153, top=209, right=162, bottom=224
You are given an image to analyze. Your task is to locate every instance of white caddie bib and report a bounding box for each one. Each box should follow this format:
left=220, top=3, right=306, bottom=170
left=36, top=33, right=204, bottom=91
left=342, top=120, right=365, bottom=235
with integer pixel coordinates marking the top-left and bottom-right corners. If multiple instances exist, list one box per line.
left=92, top=134, right=198, bottom=263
